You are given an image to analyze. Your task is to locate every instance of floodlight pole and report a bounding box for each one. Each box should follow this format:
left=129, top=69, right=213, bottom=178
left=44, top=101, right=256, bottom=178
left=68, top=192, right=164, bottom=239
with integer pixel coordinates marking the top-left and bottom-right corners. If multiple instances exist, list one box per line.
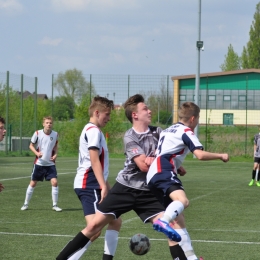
left=194, top=0, right=202, bottom=158
left=195, top=0, right=202, bottom=137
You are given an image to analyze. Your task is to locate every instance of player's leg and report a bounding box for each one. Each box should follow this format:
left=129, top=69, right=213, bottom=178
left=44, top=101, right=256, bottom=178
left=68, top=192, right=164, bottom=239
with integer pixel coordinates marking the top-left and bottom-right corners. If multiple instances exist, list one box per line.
left=47, top=166, right=62, bottom=211
left=257, top=163, right=260, bottom=186
left=21, top=165, right=41, bottom=210
left=249, top=160, right=258, bottom=186
left=103, top=218, right=122, bottom=260
left=56, top=212, right=114, bottom=260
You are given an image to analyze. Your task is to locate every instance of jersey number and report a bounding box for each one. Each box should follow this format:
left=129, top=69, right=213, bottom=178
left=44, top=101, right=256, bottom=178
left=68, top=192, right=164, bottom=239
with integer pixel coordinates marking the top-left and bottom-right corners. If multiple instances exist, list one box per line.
left=157, top=136, right=165, bottom=155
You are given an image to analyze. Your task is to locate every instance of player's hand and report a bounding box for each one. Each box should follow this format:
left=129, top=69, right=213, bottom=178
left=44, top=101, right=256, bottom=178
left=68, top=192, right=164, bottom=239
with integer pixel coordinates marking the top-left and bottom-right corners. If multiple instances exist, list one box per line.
left=145, top=156, right=155, bottom=166
left=99, top=185, right=108, bottom=204
left=0, top=183, right=4, bottom=192
left=50, top=154, right=57, bottom=161
left=221, top=153, right=229, bottom=162
left=37, top=152, right=43, bottom=158
left=177, top=166, right=187, bottom=176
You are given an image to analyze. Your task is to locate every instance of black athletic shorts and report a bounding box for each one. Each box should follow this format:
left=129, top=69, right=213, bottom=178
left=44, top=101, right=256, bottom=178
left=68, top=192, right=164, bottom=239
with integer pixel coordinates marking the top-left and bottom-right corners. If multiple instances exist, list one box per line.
left=97, top=182, right=165, bottom=223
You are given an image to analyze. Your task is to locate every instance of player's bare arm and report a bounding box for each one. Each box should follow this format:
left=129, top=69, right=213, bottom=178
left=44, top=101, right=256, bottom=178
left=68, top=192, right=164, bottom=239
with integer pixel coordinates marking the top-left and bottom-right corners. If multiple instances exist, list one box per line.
left=89, top=149, right=108, bottom=202
left=193, top=149, right=229, bottom=162
left=133, top=154, right=150, bottom=172
left=51, top=143, right=58, bottom=161
left=29, top=142, right=42, bottom=158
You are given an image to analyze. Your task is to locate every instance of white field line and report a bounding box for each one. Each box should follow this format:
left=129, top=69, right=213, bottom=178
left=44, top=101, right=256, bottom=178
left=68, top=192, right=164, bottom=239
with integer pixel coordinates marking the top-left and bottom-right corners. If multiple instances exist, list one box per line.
left=0, top=232, right=259, bottom=245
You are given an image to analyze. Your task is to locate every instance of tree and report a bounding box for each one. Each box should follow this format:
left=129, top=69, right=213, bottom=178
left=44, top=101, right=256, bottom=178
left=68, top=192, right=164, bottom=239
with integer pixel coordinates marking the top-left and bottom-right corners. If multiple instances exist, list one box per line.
left=53, top=68, right=96, bottom=103
left=220, top=44, right=241, bottom=71
left=53, top=96, right=75, bottom=120
left=241, top=2, right=260, bottom=69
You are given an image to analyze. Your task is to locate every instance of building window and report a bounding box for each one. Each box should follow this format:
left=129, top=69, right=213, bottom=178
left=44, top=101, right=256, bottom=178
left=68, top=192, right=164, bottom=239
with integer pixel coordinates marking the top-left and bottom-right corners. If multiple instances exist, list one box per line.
left=223, top=95, right=231, bottom=101
left=208, top=95, right=216, bottom=101
left=193, top=95, right=201, bottom=101
left=239, top=95, right=246, bottom=101
left=179, top=95, right=186, bottom=101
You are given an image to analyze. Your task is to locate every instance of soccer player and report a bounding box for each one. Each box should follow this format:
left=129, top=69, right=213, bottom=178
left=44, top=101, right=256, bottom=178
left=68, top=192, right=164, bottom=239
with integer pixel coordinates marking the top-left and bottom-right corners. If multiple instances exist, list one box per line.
left=248, top=128, right=260, bottom=186
left=56, top=95, right=201, bottom=260
left=0, top=116, right=6, bottom=192
left=71, top=96, right=122, bottom=260
left=20, top=116, right=62, bottom=211
left=146, top=102, right=229, bottom=248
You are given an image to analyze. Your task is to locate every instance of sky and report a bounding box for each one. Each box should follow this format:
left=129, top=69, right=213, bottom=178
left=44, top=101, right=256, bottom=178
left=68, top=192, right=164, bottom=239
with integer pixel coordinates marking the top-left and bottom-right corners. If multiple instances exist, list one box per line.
left=0, top=0, right=259, bottom=97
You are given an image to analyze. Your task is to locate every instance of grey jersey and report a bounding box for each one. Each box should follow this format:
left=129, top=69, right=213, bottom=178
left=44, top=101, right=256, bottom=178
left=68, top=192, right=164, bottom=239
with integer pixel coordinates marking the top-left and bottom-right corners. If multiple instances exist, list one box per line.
left=254, top=133, right=260, bottom=158
left=116, top=126, right=162, bottom=191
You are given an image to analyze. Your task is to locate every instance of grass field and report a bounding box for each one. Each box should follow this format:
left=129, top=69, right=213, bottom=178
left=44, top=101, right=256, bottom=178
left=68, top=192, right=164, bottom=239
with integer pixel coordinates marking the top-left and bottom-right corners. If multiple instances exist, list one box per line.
left=0, top=156, right=260, bottom=259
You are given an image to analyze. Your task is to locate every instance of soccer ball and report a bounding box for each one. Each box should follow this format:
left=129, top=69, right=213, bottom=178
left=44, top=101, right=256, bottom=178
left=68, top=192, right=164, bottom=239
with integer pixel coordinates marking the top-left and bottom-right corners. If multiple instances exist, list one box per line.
left=129, top=233, right=151, bottom=255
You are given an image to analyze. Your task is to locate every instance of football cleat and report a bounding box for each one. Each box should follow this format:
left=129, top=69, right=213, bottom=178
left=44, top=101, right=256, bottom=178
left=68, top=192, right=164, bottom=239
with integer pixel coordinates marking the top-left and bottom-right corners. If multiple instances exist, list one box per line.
left=153, top=219, right=181, bottom=242
left=256, top=182, right=260, bottom=187
left=52, top=205, right=62, bottom=212
left=21, top=204, right=28, bottom=211
left=248, top=179, right=254, bottom=186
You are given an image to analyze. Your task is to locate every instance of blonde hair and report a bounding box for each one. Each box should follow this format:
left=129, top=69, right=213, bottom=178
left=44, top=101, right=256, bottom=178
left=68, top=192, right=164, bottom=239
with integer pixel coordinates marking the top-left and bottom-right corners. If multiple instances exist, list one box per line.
left=123, top=94, right=144, bottom=123
left=43, top=116, right=53, bottom=123
left=178, top=102, right=200, bottom=121
left=88, top=96, right=114, bottom=117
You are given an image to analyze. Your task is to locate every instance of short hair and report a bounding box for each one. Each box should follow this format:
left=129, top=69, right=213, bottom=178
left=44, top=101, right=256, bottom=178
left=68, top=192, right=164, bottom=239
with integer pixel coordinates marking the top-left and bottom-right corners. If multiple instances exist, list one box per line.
left=0, top=116, right=5, bottom=124
left=43, top=116, right=53, bottom=123
left=178, top=102, right=200, bottom=121
left=89, top=96, right=114, bottom=117
left=123, top=94, right=145, bottom=123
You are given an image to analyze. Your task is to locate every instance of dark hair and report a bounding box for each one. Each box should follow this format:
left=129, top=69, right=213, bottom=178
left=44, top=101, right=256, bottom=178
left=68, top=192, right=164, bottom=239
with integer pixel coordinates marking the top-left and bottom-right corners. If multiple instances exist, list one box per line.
left=178, top=102, right=200, bottom=121
left=123, top=94, right=145, bottom=123
left=0, top=116, right=5, bottom=124
left=88, top=96, right=114, bottom=117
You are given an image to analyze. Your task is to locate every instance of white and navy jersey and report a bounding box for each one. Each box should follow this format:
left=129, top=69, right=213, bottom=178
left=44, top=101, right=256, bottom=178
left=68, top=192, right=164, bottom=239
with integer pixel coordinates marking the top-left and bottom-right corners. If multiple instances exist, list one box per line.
left=116, top=126, right=162, bottom=191
left=254, top=133, right=260, bottom=158
left=31, top=129, right=58, bottom=166
left=74, top=123, right=109, bottom=189
left=147, top=122, right=203, bottom=183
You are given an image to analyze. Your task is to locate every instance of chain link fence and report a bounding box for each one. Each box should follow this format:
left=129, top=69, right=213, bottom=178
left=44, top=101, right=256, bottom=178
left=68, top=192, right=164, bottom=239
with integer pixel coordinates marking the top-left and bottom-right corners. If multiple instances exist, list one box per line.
left=0, top=71, right=259, bottom=156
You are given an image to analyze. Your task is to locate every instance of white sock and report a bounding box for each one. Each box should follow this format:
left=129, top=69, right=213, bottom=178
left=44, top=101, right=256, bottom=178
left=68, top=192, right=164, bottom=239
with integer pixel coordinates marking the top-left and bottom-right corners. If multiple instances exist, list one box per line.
left=52, top=186, right=59, bottom=206
left=67, top=241, right=92, bottom=260
left=175, top=228, right=198, bottom=260
left=160, top=201, right=184, bottom=223
left=24, top=185, right=34, bottom=205
left=104, top=230, right=119, bottom=256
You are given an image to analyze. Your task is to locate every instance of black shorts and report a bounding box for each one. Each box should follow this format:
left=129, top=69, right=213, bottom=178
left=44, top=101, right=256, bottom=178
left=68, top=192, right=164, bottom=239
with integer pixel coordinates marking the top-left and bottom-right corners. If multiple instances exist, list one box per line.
left=97, top=182, right=165, bottom=223
left=254, top=157, right=260, bottom=163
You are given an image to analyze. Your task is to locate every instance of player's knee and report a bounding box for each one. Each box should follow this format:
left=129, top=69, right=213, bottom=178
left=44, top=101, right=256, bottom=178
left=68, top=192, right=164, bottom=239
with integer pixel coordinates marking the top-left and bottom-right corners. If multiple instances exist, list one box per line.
left=183, top=198, right=189, bottom=208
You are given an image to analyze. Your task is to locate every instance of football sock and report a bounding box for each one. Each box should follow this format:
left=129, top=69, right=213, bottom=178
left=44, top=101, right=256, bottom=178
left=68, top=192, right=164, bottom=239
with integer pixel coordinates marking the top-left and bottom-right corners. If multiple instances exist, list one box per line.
left=24, top=185, right=34, bottom=204
left=252, top=170, right=256, bottom=179
left=176, top=228, right=198, bottom=260
left=161, top=201, right=184, bottom=223
left=67, top=241, right=92, bottom=260
left=103, top=230, right=119, bottom=257
left=169, top=244, right=187, bottom=260
left=56, top=232, right=90, bottom=260
left=256, top=169, right=259, bottom=181
left=103, top=254, right=113, bottom=260
left=52, top=186, right=59, bottom=205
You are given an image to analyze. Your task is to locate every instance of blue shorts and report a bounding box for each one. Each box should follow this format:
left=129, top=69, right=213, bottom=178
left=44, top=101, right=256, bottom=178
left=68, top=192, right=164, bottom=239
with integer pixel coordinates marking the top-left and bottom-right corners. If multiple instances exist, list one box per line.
left=74, top=188, right=101, bottom=216
left=148, top=171, right=184, bottom=208
left=31, top=164, right=57, bottom=181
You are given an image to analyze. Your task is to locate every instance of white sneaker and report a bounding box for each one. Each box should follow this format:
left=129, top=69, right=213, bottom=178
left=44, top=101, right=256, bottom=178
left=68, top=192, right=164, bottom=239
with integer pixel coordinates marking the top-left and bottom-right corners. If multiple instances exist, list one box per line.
left=52, top=205, right=62, bottom=212
left=21, top=204, right=28, bottom=210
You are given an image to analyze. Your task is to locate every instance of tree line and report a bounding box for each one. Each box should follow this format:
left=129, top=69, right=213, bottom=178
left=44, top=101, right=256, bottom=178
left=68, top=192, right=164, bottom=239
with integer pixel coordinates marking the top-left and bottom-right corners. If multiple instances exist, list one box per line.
left=220, top=2, right=260, bottom=71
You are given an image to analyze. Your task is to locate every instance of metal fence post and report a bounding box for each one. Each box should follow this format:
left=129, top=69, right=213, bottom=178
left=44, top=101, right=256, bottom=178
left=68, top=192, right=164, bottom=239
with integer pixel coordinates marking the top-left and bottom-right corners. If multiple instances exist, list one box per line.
left=20, top=74, right=24, bottom=155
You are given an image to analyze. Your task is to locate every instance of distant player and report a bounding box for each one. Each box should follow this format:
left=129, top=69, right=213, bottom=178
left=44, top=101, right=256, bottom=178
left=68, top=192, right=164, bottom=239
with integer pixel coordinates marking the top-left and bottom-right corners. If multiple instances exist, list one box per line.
left=71, top=96, right=122, bottom=260
left=0, top=116, right=6, bottom=192
left=56, top=95, right=202, bottom=260
left=146, top=102, right=229, bottom=245
left=20, top=116, right=62, bottom=211
left=248, top=128, right=260, bottom=186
